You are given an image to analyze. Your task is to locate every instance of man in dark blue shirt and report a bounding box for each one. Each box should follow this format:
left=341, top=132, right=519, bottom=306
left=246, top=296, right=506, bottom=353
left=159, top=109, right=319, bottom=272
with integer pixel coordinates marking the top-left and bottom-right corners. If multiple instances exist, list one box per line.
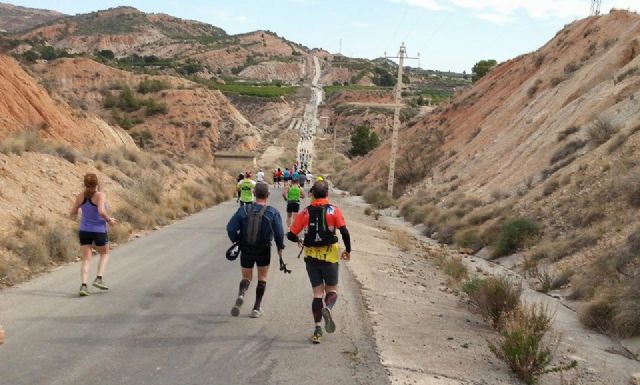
left=226, top=182, right=285, bottom=318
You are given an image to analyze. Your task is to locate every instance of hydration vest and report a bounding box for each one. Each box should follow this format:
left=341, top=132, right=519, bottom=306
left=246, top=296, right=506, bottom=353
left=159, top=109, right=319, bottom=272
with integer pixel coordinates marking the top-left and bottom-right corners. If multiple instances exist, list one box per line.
left=303, top=205, right=339, bottom=247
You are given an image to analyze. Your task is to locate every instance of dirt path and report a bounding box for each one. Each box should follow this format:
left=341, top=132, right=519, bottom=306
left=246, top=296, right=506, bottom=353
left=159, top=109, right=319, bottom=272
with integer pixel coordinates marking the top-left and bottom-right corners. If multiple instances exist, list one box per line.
left=332, top=191, right=640, bottom=385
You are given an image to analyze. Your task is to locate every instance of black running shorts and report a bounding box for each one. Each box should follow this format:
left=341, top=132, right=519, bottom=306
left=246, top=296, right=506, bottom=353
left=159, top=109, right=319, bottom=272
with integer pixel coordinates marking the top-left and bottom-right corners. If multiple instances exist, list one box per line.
left=78, top=231, right=108, bottom=247
left=240, top=251, right=271, bottom=269
left=286, top=201, right=300, bottom=213
left=305, top=258, right=339, bottom=287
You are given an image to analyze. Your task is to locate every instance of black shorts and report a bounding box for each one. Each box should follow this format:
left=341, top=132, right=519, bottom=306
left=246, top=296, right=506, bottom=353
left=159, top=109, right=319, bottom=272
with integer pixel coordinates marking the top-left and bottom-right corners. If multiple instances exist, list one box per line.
left=286, top=201, right=300, bottom=213
left=79, top=231, right=108, bottom=247
left=305, top=258, right=339, bottom=287
left=240, top=251, right=271, bottom=269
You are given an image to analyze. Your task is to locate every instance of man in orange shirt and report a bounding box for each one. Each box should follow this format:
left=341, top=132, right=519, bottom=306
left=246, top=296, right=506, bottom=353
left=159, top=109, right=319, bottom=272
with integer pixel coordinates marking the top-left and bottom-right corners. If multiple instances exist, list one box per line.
left=287, top=180, right=351, bottom=344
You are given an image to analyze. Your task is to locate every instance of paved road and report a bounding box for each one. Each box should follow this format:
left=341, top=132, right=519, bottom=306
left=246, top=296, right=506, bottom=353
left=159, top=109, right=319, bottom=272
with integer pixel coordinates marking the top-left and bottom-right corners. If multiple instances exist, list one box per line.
left=0, top=190, right=388, bottom=385
left=296, top=55, right=323, bottom=171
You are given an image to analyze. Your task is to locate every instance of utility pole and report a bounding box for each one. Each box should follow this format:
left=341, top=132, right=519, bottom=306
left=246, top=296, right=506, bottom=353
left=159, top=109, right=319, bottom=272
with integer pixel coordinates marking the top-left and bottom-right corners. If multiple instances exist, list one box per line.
left=332, top=124, right=337, bottom=170
left=385, top=42, right=418, bottom=196
left=590, top=0, right=601, bottom=16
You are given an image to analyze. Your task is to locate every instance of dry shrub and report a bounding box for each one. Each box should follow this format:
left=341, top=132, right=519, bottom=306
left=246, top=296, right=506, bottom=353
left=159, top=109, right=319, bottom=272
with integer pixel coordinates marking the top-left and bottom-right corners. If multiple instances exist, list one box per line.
left=557, top=126, right=580, bottom=142
left=542, top=179, right=559, bottom=196
left=407, top=205, right=430, bottom=225
left=44, top=224, right=77, bottom=263
left=109, top=223, right=132, bottom=244
left=462, top=276, right=522, bottom=329
left=17, top=233, right=49, bottom=269
left=612, top=276, right=640, bottom=337
left=550, top=269, right=574, bottom=290
left=454, top=228, right=484, bottom=253
left=0, top=131, right=47, bottom=155
left=391, top=228, right=411, bottom=251
left=579, top=291, right=617, bottom=333
left=550, top=140, right=586, bottom=164
left=587, top=117, right=618, bottom=146
left=606, top=132, right=628, bottom=153
left=364, top=207, right=373, bottom=216
left=363, top=186, right=394, bottom=209
left=490, top=304, right=572, bottom=385
left=443, top=257, right=468, bottom=282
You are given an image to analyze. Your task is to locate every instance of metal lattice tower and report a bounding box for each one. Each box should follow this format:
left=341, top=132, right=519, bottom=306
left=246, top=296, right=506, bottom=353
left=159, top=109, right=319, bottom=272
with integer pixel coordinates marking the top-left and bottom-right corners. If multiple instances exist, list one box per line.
left=590, top=0, right=602, bottom=16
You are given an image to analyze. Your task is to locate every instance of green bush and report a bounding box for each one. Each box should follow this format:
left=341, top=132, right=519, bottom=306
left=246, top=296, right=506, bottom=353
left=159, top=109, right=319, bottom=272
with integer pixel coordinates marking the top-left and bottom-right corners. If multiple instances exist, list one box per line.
left=137, top=79, right=171, bottom=94
left=493, top=218, right=539, bottom=258
left=463, top=276, right=522, bottom=329
left=350, top=125, right=380, bottom=157
left=143, top=99, right=168, bottom=116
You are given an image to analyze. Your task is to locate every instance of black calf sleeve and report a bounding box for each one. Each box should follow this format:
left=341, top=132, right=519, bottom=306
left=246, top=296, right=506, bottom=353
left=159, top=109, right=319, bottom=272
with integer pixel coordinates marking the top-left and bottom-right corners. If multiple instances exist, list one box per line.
left=312, top=297, right=323, bottom=323
left=254, top=280, right=267, bottom=310
left=238, top=279, right=250, bottom=297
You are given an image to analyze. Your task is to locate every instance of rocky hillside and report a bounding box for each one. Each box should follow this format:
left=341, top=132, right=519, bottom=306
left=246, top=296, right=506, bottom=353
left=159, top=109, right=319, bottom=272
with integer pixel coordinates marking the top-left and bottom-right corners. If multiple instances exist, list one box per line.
left=30, top=57, right=260, bottom=157
left=337, top=9, right=640, bottom=336
left=0, top=2, right=63, bottom=33
left=0, top=54, right=132, bottom=150
left=15, top=6, right=309, bottom=80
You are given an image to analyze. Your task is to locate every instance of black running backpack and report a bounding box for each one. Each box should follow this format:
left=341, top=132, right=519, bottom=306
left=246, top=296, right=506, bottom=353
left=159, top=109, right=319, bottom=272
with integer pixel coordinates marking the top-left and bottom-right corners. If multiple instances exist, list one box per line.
left=303, top=205, right=339, bottom=247
left=240, top=204, right=270, bottom=254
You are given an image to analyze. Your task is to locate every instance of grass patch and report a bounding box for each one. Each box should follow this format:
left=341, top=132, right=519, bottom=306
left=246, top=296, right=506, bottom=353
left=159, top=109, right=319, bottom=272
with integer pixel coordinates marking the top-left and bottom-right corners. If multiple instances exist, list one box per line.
left=323, top=85, right=389, bottom=97
left=391, top=228, right=412, bottom=252
left=443, top=257, right=468, bottom=282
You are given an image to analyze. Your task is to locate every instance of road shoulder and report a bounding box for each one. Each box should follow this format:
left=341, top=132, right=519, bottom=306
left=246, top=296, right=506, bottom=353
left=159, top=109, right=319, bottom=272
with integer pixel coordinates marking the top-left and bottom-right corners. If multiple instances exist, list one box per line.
left=334, top=193, right=517, bottom=385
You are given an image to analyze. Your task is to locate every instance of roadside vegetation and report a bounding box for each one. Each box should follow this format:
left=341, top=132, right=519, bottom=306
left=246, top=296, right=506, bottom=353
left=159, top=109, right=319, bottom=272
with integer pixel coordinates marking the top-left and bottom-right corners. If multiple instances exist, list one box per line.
left=0, top=133, right=232, bottom=287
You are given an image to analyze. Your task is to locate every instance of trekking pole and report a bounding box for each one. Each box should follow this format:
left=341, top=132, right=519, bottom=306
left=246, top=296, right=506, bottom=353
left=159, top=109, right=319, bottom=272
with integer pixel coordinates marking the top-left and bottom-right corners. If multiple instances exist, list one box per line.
left=297, top=246, right=305, bottom=259
left=279, top=254, right=291, bottom=274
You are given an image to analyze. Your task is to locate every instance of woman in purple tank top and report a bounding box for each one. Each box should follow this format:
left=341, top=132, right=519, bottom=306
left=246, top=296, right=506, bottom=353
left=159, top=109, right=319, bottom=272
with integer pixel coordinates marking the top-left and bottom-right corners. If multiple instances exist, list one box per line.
left=69, top=173, right=117, bottom=297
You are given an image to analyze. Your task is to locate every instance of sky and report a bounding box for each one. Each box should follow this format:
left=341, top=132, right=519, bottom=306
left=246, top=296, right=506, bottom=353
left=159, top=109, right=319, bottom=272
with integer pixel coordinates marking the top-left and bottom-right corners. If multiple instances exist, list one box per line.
left=6, top=0, right=640, bottom=72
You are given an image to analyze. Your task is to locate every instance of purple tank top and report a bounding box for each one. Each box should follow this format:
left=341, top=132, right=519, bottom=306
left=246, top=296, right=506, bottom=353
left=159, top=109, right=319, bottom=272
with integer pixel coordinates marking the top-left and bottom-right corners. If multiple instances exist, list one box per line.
left=80, top=194, right=107, bottom=233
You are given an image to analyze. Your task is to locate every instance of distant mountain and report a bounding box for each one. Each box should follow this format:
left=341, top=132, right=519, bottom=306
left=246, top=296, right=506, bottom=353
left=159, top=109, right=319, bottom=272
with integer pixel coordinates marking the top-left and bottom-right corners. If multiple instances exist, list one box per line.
left=0, top=2, right=64, bottom=33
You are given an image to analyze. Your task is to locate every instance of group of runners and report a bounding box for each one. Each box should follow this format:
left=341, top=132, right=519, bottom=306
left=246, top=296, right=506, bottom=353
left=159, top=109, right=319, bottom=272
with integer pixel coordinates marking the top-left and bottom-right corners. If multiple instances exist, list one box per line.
left=0, top=162, right=345, bottom=346
left=272, top=167, right=313, bottom=188
left=228, top=175, right=350, bottom=344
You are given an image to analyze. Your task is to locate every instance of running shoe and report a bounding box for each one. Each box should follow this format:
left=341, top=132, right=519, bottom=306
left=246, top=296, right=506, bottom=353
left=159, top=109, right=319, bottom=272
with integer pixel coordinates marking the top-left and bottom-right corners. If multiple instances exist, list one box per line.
left=311, top=326, right=322, bottom=344
left=250, top=308, right=264, bottom=318
left=231, top=295, right=244, bottom=317
left=92, top=277, right=109, bottom=290
left=79, top=284, right=89, bottom=297
left=322, top=307, right=336, bottom=333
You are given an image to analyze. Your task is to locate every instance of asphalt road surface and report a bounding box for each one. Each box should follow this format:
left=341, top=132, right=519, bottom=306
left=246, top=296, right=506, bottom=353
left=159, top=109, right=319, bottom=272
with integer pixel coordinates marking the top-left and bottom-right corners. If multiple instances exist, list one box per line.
left=0, top=189, right=389, bottom=385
